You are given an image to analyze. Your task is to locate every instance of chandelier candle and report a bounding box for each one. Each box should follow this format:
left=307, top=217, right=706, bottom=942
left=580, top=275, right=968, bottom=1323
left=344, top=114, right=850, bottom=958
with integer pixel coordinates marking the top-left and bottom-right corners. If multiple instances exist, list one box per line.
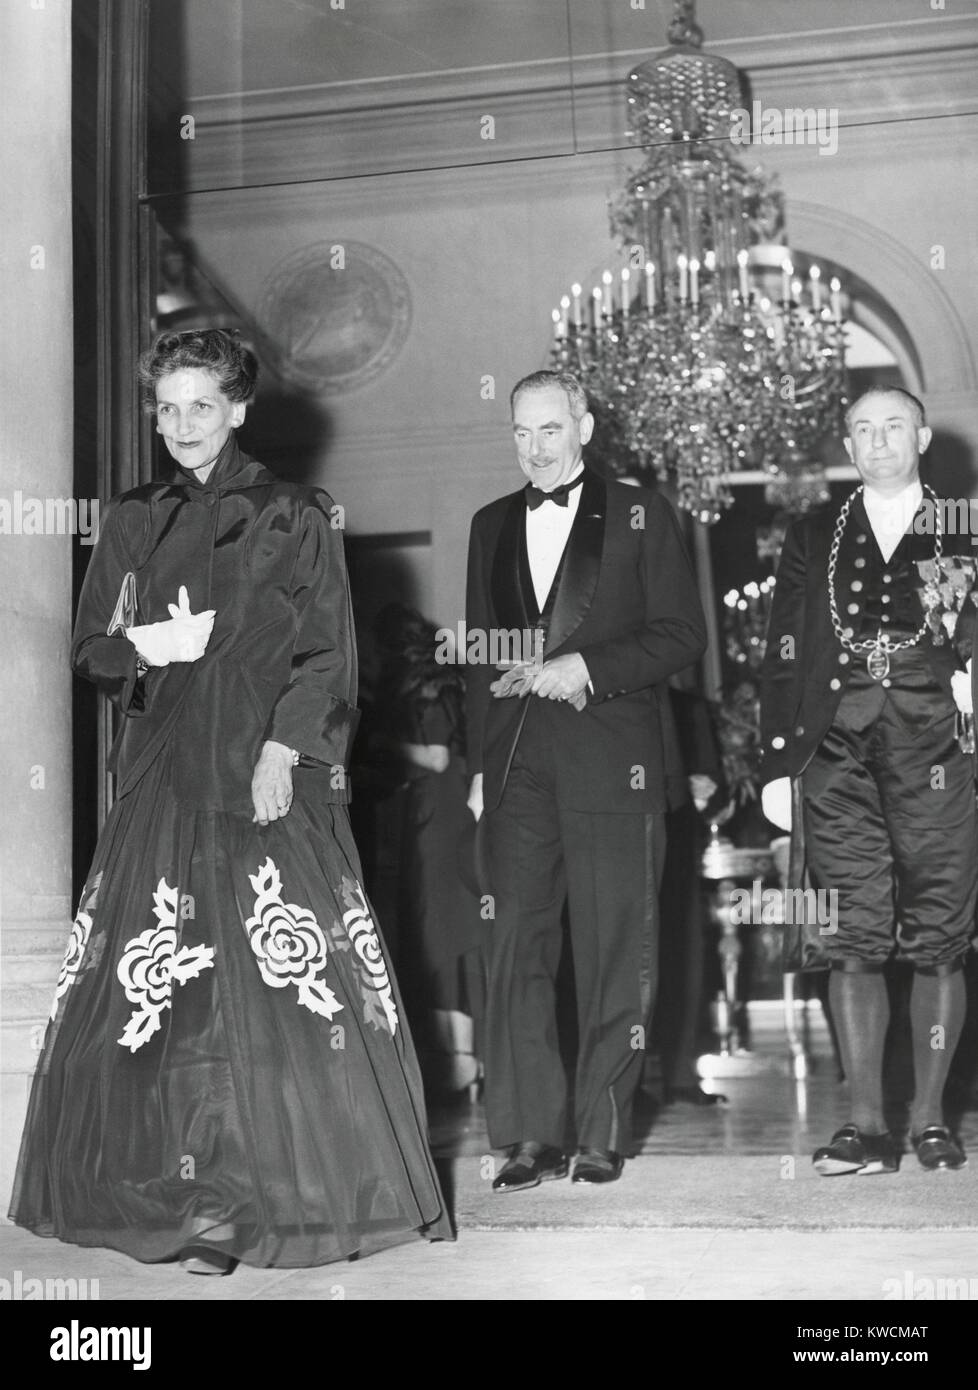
left=810, top=265, right=822, bottom=310
left=830, top=277, right=842, bottom=323
left=781, top=260, right=793, bottom=306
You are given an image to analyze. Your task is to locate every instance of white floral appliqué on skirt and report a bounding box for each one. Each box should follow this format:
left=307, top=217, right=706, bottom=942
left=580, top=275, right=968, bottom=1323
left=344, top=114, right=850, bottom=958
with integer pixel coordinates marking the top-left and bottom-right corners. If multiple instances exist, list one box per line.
left=245, top=856, right=343, bottom=1019
left=116, top=877, right=215, bottom=1052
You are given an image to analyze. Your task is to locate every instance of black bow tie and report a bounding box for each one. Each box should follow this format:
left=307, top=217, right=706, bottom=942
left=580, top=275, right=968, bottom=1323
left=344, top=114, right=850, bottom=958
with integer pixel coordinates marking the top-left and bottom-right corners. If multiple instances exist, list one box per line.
left=525, top=473, right=585, bottom=510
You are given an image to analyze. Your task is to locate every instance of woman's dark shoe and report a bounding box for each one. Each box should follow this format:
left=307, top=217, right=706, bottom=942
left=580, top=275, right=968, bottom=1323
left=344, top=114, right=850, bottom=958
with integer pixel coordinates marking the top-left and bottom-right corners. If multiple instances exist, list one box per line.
left=813, top=1124, right=899, bottom=1176
left=913, top=1126, right=967, bottom=1171
left=492, top=1142, right=568, bottom=1193
left=178, top=1246, right=236, bottom=1275
left=427, top=1011, right=483, bottom=1102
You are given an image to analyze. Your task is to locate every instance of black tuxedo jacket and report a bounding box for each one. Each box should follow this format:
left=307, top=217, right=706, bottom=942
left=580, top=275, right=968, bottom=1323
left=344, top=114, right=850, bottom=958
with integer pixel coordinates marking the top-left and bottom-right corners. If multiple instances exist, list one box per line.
left=465, top=468, right=707, bottom=814
left=760, top=493, right=972, bottom=785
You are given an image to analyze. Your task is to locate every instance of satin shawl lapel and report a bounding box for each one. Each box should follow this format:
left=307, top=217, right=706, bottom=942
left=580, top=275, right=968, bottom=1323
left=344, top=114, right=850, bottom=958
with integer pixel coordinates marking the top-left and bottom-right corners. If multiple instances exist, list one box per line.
left=545, top=469, right=606, bottom=653
left=490, top=491, right=532, bottom=631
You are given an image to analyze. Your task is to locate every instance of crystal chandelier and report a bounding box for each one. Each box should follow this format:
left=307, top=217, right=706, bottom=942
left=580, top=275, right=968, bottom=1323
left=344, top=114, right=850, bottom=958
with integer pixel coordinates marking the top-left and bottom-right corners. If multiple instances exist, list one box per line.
left=550, top=0, right=847, bottom=523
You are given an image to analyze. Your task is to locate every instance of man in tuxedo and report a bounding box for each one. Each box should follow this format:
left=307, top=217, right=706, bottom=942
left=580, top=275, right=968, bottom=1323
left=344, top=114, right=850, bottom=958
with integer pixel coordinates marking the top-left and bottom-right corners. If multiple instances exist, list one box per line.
left=465, top=370, right=707, bottom=1189
left=761, top=386, right=977, bottom=1176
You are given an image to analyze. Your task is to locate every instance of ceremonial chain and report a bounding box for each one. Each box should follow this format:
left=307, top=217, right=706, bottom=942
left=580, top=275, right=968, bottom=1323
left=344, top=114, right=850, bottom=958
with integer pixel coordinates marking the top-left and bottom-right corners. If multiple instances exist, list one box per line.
left=827, top=483, right=942, bottom=682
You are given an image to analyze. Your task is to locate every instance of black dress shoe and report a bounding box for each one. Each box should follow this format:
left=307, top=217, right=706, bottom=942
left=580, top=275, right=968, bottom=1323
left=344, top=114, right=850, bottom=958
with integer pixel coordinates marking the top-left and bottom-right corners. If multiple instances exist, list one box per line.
left=913, top=1126, right=967, bottom=1171
left=812, top=1124, right=899, bottom=1177
left=492, top=1142, right=568, bottom=1194
left=571, top=1148, right=624, bottom=1184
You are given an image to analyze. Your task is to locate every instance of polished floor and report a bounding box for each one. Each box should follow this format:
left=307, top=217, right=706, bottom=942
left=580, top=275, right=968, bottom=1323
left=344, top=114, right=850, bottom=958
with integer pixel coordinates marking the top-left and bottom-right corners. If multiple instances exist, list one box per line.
left=430, top=1070, right=978, bottom=1167
left=429, top=994, right=978, bottom=1163
left=4, top=999, right=978, bottom=1300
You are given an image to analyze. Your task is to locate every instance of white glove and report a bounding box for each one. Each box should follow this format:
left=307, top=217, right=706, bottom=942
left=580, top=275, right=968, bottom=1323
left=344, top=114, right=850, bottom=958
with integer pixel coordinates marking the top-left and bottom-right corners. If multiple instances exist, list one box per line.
left=951, top=660, right=973, bottom=716
left=126, top=585, right=216, bottom=667
left=761, top=777, right=793, bottom=832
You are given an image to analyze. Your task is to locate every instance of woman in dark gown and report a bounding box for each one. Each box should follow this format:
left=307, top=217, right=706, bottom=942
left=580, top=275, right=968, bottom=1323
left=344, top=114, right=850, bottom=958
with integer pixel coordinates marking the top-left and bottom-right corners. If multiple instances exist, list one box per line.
left=9, top=329, right=451, bottom=1272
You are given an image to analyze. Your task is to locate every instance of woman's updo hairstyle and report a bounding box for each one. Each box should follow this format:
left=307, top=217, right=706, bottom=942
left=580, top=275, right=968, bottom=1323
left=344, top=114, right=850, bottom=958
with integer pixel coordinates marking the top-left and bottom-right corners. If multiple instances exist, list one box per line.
left=138, top=328, right=259, bottom=409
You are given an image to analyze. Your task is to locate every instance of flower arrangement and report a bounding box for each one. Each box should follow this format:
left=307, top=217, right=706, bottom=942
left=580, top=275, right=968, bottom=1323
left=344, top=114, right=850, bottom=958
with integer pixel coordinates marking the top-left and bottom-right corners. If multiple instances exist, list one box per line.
left=715, top=578, right=776, bottom=804
left=714, top=680, right=764, bottom=805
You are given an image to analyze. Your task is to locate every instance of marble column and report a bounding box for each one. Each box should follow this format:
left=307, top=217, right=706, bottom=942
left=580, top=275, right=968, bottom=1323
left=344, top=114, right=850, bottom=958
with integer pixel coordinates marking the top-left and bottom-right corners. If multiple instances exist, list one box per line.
left=0, top=0, right=74, bottom=1208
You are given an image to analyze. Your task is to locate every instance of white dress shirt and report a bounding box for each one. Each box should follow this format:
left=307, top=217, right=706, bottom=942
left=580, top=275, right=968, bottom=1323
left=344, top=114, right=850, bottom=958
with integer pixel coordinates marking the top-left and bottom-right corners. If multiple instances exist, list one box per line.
left=862, top=479, right=922, bottom=562
left=525, top=466, right=585, bottom=611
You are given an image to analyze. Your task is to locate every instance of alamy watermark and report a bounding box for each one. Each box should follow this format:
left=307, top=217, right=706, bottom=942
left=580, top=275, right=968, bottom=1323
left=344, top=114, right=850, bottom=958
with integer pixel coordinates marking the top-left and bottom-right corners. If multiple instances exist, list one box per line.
left=0, top=492, right=99, bottom=545
left=730, top=102, right=839, bottom=157
left=883, top=1270, right=978, bottom=1300
left=0, top=1269, right=100, bottom=1299
left=50, top=1321, right=150, bottom=1370
left=912, top=497, right=978, bottom=542
left=435, top=623, right=543, bottom=667
left=728, top=879, right=839, bottom=935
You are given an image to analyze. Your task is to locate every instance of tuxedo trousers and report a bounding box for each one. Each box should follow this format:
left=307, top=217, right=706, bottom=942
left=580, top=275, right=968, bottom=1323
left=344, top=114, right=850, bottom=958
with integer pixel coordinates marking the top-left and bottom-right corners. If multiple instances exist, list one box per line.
left=483, top=702, right=664, bottom=1153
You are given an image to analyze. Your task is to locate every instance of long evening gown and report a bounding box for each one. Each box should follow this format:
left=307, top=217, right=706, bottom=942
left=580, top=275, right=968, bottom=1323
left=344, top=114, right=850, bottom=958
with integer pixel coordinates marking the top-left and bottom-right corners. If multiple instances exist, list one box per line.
left=9, top=436, right=452, bottom=1267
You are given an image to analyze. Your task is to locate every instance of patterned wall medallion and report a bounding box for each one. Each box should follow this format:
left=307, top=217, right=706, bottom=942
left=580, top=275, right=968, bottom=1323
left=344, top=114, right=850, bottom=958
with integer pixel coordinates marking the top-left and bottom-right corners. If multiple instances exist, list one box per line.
left=257, top=241, right=411, bottom=395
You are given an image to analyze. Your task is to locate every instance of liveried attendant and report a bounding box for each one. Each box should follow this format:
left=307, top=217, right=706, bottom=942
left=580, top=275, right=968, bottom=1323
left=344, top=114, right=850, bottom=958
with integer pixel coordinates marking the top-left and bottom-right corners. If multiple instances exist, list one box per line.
left=761, top=387, right=977, bottom=1177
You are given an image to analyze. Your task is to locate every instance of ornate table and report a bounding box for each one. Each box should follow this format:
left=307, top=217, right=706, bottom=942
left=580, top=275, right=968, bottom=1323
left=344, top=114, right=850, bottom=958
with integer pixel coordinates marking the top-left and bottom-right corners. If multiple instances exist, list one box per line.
left=696, top=830, right=814, bottom=1080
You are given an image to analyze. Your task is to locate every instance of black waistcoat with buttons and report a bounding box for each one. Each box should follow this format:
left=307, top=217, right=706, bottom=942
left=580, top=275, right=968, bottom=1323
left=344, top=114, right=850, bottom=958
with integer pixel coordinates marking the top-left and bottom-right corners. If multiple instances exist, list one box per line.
left=835, top=493, right=949, bottom=733
left=760, top=489, right=975, bottom=783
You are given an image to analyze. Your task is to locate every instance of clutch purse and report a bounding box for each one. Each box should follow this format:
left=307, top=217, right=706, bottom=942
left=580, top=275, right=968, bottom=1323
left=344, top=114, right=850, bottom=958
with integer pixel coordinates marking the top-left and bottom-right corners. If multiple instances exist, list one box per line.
left=106, top=572, right=140, bottom=636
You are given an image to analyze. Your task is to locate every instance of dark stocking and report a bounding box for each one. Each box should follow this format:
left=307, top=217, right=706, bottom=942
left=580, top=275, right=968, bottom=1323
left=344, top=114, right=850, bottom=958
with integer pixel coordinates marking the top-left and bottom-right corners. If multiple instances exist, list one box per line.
left=829, top=969, right=889, bottom=1134
left=909, top=970, right=966, bottom=1135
